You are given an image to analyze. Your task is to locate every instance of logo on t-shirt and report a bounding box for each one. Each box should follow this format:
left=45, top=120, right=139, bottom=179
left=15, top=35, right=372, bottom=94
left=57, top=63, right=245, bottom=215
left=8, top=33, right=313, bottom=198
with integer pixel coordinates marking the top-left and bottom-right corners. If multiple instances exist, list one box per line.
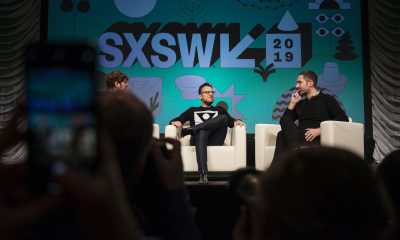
left=194, top=110, right=218, bottom=125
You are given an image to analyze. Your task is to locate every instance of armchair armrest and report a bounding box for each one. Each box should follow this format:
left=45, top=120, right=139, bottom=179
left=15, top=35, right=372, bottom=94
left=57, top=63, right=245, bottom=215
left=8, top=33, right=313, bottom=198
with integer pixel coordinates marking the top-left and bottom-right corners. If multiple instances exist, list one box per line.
left=165, top=125, right=191, bottom=145
left=255, top=124, right=281, bottom=170
left=231, top=125, right=246, bottom=146
left=320, top=121, right=364, bottom=158
left=255, top=124, right=281, bottom=147
left=153, top=124, right=160, bottom=139
left=165, top=124, right=178, bottom=139
left=232, top=125, right=246, bottom=168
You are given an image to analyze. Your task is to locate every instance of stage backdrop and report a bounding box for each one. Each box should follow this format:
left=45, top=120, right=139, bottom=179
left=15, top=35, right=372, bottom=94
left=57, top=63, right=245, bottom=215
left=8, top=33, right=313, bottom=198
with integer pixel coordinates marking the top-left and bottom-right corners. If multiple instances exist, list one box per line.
left=46, top=0, right=365, bottom=133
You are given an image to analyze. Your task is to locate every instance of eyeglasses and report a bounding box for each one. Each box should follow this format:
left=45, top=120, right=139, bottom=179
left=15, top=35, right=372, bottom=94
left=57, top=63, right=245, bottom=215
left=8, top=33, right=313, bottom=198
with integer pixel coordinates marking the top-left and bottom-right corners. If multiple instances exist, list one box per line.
left=201, top=91, right=215, bottom=95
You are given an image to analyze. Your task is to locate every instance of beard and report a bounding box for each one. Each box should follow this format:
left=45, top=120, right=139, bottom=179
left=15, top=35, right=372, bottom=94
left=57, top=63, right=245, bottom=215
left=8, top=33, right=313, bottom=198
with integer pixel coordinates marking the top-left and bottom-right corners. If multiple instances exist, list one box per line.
left=202, top=99, right=214, bottom=106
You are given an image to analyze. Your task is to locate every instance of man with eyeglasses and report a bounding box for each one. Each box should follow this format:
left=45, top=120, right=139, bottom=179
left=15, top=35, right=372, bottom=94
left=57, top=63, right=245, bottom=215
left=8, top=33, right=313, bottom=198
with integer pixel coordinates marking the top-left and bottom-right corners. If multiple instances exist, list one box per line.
left=170, top=83, right=246, bottom=184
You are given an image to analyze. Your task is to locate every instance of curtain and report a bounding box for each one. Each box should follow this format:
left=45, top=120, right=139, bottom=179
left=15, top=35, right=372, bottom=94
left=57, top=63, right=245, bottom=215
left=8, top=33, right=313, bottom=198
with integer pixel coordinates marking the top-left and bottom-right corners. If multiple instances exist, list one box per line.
left=0, top=0, right=40, bottom=163
left=369, top=0, right=400, bottom=162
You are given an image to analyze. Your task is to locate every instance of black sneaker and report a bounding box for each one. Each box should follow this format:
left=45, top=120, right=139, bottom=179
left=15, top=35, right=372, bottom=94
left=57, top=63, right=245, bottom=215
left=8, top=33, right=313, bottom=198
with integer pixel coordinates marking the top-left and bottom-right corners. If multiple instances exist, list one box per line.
left=198, top=171, right=208, bottom=184
left=199, top=173, right=205, bottom=184
left=203, top=173, right=208, bottom=184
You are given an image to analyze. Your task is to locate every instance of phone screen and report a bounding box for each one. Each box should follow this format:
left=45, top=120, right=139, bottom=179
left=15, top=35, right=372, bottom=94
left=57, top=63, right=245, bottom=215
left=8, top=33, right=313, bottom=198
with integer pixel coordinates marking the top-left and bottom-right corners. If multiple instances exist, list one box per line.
left=26, top=45, right=97, bottom=194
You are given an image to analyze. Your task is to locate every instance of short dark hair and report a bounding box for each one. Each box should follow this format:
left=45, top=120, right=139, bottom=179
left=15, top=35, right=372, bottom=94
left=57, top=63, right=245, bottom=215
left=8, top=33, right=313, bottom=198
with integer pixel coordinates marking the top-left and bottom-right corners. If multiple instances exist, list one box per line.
left=198, top=82, right=213, bottom=94
left=98, top=91, right=153, bottom=188
left=105, top=70, right=128, bottom=89
left=258, top=146, right=393, bottom=240
left=299, top=70, right=318, bottom=87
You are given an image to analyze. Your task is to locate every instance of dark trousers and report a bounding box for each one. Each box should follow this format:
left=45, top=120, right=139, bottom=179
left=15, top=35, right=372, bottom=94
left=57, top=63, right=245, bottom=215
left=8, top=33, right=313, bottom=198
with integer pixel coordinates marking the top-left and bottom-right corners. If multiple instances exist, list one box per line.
left=190, top=114, right=228, bottom=173
left=273, top=116, right=320, bottom=163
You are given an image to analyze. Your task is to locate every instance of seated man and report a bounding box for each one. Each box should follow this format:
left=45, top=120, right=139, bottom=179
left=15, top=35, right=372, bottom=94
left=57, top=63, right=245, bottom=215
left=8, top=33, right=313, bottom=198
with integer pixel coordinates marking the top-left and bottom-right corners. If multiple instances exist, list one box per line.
left=170, top=83, right=246, bottom=184
left=273, top=70, right=348, bottom=162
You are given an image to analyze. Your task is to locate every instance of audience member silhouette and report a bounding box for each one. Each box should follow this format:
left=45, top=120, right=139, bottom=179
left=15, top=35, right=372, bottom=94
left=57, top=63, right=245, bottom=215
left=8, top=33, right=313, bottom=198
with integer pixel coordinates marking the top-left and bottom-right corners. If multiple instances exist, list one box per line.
left=0, top=91, right=201, bottom=240
left=376, top=149, right=400, bottom=240
left=234, top=146, right=394, bottom=240
left=99, top=91, right=201, bottom=240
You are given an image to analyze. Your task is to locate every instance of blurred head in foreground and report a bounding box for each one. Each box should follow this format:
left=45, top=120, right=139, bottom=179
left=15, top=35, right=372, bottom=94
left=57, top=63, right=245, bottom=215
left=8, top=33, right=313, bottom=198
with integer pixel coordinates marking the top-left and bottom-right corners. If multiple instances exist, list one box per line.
left=254, top=146, right=393, bottom=240
left=98, top=91, right=153, bottom=188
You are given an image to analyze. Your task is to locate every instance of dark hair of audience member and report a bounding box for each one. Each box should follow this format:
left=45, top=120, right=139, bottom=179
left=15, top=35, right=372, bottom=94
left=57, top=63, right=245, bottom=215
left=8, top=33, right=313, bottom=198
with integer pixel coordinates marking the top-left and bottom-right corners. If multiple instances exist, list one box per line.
left=256, top=146, right=394, bottom=240
left=104, top=70, right=128, bottom=89
left=376, top=149, right=400, bottom=240
left=98, top=91, right=153, bottom=190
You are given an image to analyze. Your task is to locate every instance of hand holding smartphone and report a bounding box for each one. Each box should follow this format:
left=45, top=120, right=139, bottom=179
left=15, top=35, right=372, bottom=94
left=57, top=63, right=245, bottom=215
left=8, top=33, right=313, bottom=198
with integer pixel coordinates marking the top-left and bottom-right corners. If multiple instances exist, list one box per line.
left=26, top=45, right=98, bottom=195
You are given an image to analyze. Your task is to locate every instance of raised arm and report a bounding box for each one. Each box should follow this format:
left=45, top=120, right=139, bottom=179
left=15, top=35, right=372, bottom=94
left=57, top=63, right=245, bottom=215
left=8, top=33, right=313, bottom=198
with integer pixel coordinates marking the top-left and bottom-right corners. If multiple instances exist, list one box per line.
left=170, top=108, right=192, bottom=127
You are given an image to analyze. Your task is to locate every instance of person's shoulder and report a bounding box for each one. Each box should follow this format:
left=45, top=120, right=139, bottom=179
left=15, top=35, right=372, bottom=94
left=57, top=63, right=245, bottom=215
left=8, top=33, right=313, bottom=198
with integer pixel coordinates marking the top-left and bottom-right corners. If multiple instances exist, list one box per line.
left=191, top=106, right=203, bottom=110
left=214, top=105, right=227, bottom=111
left=185, top=106, right=198, bottom=111
left=319, top=92, right=331, bottom=97
left=321, top=92, right=338, bottom=101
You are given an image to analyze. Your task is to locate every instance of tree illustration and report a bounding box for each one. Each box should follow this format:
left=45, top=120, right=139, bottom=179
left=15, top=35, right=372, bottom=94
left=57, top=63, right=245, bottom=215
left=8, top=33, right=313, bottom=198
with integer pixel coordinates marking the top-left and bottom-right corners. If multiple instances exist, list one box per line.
left=334, top=32, right=358, bottom=60
left=178, top=0, right=207, bottom=23
left=254, top=63, right=276, bottom=82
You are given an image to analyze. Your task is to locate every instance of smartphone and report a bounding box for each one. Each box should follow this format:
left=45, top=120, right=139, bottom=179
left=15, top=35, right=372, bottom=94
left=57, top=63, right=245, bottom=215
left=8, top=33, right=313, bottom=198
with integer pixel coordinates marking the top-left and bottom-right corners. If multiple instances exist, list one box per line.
left=25, top=45, right=98, bottom=194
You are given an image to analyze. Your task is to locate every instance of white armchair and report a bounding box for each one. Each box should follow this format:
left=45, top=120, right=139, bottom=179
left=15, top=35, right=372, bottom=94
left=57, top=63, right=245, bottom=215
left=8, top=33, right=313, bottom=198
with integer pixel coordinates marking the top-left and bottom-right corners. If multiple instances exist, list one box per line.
left=165, top=125, right=247, bottom=172
left=255, top=120, right=364, bottom=170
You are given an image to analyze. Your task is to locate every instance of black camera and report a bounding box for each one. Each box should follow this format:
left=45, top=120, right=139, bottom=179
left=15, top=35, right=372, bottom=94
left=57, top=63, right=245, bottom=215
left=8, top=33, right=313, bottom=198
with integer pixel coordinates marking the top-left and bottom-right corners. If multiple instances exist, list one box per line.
left=228, top=168, right=261, bottom=206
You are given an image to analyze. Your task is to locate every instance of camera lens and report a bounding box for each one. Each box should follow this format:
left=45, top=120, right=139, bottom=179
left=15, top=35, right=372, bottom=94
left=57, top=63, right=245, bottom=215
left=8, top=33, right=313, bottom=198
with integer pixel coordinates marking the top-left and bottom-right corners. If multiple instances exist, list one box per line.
left=228, top=168, right=261, bottom=205
left=236, top=173, right=259, bottom=204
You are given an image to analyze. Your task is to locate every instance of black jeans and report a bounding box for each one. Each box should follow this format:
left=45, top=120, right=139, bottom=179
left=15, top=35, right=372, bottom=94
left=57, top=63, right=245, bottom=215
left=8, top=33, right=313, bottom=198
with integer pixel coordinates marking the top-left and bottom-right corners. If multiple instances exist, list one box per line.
left=273, top=116, right=320, bottom=163
left=190, top=114, right=229, bottom=173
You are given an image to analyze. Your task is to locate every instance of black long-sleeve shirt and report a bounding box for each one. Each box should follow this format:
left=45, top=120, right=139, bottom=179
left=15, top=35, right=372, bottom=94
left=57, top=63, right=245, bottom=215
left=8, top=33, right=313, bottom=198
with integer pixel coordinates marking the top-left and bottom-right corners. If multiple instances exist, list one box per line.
left=170, top=106, right=236, bottom=128
left=281, top=92, right=349, bottom=130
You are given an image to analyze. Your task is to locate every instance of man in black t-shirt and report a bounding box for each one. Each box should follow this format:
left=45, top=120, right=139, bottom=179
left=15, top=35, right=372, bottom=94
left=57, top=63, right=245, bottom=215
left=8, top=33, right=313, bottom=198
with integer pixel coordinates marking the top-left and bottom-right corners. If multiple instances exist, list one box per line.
left=273, top=70, right=349, bottom=162
left=170, top=83, right=246, bottom=184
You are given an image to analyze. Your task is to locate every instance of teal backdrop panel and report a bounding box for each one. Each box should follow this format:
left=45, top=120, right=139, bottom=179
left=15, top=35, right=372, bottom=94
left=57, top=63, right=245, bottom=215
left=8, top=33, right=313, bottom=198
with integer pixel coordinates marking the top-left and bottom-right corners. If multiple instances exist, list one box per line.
left=47, top=0, right=364, bottom=133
